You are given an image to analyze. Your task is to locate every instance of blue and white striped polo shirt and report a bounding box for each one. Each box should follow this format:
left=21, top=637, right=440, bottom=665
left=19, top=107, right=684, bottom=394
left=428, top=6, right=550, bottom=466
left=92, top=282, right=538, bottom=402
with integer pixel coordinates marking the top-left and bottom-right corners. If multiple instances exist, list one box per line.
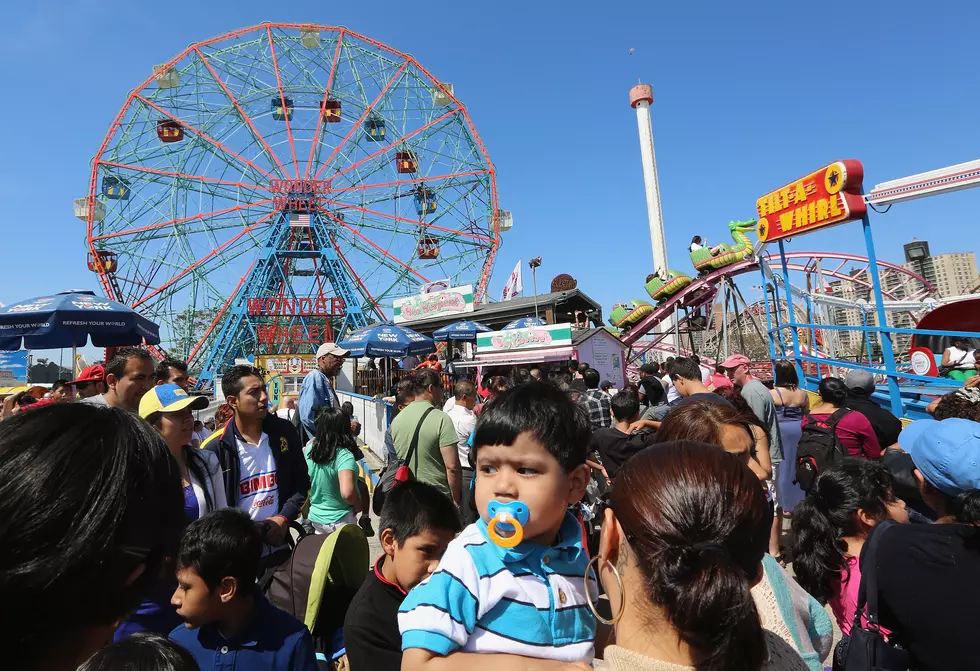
left=398, top=512, right=597, bottom=663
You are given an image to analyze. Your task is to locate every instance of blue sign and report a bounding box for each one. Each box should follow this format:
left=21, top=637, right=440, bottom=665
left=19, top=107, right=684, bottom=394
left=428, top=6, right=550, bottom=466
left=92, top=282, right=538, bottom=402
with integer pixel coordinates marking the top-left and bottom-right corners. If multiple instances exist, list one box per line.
left=0, top=350, right=28, bottom=385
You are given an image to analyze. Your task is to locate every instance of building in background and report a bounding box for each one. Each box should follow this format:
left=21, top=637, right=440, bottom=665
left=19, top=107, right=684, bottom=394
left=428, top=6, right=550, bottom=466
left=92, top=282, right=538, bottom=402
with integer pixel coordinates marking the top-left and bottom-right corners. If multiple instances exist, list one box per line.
left=903, top=239, right=979, bottom=298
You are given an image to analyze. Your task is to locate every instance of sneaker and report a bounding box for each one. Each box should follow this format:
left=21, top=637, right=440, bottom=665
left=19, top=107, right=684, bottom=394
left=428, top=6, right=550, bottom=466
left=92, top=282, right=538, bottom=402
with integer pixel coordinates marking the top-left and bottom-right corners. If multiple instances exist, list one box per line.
left=358, top=516, right=375, bottom=538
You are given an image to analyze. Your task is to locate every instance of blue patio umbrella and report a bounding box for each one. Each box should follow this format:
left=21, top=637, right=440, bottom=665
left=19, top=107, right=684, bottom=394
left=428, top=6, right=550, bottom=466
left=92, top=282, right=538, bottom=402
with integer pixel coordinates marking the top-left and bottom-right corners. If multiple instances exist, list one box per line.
left=432, top=320, right=493, bottom=341
left=0, top=290, right=161, bottom=350
left=338, top=323, right=435, bottom=358
left=502, top=316, right=546, bottom=330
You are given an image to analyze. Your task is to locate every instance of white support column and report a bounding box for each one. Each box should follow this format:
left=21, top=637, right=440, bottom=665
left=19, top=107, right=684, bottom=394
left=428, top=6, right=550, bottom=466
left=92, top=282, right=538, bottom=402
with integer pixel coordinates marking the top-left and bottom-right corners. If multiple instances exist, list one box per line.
left=630, top=84, right=669, bottom=274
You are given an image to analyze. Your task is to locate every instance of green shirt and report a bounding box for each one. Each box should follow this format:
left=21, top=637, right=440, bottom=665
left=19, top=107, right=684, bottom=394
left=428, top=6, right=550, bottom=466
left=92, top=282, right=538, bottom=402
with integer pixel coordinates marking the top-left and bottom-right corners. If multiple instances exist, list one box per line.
left=304, top=442, right=357, bottom=525
left=390, top=399, right=458, bottom=499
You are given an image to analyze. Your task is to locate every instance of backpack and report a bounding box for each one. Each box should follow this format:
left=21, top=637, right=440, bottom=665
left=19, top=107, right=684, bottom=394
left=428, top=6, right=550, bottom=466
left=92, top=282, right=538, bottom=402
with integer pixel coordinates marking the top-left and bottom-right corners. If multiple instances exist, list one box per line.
left=795, top=408, right=851, bottom=492
left=266, top=524, right=369, bottom=669
left=372, top=406, right=435, bottom=513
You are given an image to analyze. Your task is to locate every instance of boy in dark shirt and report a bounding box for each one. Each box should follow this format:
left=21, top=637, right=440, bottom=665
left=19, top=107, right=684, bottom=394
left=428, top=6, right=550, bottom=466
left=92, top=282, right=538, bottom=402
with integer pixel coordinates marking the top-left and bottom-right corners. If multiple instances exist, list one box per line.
left=344, top=480, right=461, bottom=671
left=169, top=509, right=317, bottom=671
left=588, top=390, right=658, bottom=480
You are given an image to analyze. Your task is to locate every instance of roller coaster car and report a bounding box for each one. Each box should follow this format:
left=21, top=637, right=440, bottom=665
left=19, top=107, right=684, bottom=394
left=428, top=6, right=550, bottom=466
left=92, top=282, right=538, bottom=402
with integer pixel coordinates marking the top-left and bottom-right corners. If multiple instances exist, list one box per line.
left=644, top=270, right=693, bottom=302
left=689, top=219, right=757, bottom=273
left=609, top=300, right=654, bottom=329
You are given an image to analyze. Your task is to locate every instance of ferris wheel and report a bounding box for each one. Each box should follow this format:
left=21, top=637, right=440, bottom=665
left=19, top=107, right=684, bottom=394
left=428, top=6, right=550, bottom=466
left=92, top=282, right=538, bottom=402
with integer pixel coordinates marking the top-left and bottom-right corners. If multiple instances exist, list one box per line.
left=75, top=23, right=505, bottom=377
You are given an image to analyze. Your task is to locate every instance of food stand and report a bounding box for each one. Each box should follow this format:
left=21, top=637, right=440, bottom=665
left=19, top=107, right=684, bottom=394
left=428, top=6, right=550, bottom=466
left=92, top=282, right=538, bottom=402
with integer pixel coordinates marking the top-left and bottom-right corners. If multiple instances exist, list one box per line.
left=457, top=324, right=627, bottom=388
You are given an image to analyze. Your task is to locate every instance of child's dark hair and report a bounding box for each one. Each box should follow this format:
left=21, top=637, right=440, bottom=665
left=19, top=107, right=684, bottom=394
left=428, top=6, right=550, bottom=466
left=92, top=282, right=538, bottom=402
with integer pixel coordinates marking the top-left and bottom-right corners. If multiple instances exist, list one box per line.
left=472, top=381, right=590, bottom=472
left=310, top=407, right=355, bottom=465
left=611, top=390, right=640, bottom=422
left=380, top=480, right=462, bottom=544
left=178, top=508, right=261, bottom=592
left=790, top=458, right=896, bottom=604
left=78, top=632, right=200, bottom=671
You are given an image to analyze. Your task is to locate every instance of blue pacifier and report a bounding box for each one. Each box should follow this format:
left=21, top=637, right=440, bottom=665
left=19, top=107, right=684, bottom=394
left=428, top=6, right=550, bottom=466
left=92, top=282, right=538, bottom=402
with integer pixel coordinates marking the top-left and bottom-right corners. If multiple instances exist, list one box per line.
left=486, top=500, right=530, bottom=548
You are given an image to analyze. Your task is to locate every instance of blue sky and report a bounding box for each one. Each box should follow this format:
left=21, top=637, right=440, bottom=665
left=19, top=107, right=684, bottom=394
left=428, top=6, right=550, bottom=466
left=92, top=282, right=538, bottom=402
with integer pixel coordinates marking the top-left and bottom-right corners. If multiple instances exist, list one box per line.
left=3, top=0, right=979, bottom=364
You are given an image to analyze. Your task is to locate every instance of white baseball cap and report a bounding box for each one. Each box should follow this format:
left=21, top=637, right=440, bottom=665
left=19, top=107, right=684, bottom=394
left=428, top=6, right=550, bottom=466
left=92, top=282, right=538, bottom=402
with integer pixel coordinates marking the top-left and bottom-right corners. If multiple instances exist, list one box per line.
left=316, top=342, right=350, bottom=359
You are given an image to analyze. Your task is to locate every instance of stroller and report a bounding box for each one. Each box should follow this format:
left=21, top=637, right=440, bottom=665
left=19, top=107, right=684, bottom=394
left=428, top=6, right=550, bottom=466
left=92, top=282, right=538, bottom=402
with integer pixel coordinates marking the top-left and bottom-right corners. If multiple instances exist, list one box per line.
left=264, top=523, right=370, bottom=670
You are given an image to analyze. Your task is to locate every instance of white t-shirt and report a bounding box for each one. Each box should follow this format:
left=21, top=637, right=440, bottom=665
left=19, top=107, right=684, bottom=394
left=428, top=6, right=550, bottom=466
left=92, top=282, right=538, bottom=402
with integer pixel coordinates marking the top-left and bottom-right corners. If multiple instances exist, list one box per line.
left=443, top=396, right=456, bottom=412
left=690, top=242, right=704, bottom=252
left=947, top=346, right=977, bottom=369
left=662, top=374, right=681, bottom=404
left=235, top=432, right=279, bottom=522
left=276, top=407, right=296, bottom=422
left=699, top=365, right=713, bottom=385
left=446, top=403, right=477, bottom=468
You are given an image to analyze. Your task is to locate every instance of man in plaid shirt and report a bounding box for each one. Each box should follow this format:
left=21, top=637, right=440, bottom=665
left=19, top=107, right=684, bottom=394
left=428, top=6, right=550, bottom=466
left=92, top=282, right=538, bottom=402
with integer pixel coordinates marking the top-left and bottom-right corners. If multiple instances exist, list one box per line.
left=579, top=368, right=612, bottom=430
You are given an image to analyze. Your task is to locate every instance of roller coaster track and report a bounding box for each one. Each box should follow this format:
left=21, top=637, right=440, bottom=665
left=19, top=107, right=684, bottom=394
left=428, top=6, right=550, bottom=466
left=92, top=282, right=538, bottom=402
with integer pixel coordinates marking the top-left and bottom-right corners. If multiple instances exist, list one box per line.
left=619, top=252, right=935, bottom=348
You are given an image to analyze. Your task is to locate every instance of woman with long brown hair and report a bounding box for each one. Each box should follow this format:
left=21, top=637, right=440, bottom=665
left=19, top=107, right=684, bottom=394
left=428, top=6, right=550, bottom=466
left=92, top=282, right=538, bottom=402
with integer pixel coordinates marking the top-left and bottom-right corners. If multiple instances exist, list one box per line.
left=591, top=442, right=809, bottom=671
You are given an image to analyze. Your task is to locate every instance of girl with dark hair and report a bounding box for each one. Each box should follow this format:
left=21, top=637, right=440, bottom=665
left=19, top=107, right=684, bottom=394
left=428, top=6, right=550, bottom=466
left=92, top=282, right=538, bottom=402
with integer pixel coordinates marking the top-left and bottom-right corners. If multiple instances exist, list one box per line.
left=592, top=441, right=809, bottom=671
left=805, top=377, right=881, bottom=459
left=305, top=406, right=361, bottom=534
left=790, top=460, right=907, bottom=635
left=0, top=404, right=185, bottom=671
left=769, top=361, right=809, bottom=515
left=116, top=386, right=228, bottom=640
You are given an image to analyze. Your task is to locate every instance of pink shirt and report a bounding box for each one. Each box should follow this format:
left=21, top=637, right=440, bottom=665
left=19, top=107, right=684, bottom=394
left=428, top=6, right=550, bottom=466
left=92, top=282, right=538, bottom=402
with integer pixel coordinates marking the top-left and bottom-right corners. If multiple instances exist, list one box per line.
left=831, top=555, right=891, bottom=636
left=804, top=410, right=881, bottom=459
left=707, top=373, right=733, bottom=390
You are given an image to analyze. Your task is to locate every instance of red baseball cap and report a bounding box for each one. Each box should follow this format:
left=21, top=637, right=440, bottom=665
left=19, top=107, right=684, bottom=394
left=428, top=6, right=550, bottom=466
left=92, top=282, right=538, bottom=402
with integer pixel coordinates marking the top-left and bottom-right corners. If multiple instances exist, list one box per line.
left=720, top=354, right=751, bottom=369
left=67, top=365, right=105, bottom=385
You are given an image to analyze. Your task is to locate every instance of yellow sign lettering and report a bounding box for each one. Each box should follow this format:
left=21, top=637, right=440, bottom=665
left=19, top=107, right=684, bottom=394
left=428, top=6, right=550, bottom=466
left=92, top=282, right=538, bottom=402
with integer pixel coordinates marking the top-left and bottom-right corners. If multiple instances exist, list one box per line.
left=807, top=201, right=817, bottom=224
left=779, top=212, right=794, bottom=232
left=793, top=181, right=807, bottom=205
left=795, top=204, right=809, bottom=228
left=829, top=194, right=842, bottom=217
left=816, top=198, right=830, bottom=221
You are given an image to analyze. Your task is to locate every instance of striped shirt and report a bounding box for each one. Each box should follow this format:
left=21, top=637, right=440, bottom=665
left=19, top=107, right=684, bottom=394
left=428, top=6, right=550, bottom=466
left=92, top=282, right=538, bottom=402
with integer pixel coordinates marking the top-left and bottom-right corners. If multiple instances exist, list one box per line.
left=398, top=512, right=597, bottom=663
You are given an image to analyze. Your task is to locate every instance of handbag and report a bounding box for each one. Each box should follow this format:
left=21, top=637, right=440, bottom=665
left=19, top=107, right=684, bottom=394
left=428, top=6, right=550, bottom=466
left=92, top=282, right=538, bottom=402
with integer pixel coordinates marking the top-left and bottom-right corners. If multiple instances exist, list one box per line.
left=939, top=351, right=968, bottom=377
left=372, top=407, right=435, bottom=513
left=840, top=520, right=912, bottom=671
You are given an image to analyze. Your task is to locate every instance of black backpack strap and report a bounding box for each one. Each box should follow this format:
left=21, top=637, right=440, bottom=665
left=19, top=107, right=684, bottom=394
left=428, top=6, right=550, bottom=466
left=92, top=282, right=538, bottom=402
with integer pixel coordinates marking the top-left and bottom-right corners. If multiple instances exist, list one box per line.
left=825, top=407, right=851, bottom=428
left=852, top=519, right=897, bottom=632
left=405, top=407, right=436, bottom=473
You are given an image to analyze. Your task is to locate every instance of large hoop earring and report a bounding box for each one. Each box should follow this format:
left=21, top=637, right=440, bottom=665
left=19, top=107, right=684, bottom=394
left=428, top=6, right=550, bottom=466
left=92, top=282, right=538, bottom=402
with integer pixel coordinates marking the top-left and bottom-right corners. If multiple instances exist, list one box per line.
left=584, top=554, right=625, bottom=626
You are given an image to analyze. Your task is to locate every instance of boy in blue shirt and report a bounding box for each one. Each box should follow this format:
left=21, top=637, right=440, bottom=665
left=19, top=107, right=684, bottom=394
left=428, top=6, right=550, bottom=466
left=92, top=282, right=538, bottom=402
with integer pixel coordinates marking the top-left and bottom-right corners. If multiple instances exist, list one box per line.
left=169, top=508, right=317, bottom=671
left=399, top=382, right=598, bottom=670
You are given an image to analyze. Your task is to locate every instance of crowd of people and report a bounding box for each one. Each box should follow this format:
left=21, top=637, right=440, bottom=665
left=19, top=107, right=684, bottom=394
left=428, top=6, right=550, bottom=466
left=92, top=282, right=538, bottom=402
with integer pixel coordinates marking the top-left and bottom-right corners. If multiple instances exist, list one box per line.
left=2, top=341, right=979, bottom=671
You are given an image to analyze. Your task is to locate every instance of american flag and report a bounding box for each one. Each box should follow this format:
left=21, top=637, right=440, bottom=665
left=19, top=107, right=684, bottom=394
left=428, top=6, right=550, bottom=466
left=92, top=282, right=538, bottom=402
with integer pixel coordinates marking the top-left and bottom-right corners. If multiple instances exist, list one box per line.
left=289, top=213, right=311, bottom=227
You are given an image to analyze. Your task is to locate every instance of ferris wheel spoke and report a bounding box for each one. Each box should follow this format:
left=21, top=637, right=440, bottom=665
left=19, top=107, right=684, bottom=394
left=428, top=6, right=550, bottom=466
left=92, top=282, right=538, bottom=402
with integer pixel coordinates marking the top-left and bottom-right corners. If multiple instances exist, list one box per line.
left=327, top=107, right=459, bottom=184
left=266, top=26, right=301, bottom=179
left=326, top=235, right=386, bottom=320
left=135, top=94, right=278, bottom=183
left=330, top=169, right=492, bottom=197
left=320, top=198, right=492, bottom=245
left=194, top=47, right=291, bottom=179
left=92, top=199, right=275, bottom=242
left=311, top=60, right=409, bottom=182
left=304, top=31, right=346, bottom=180
left=133, top=211, right=275, bottom=309
left=323, top=212, right=428, bottom=283
left=97, top=161, right=269, bottom=195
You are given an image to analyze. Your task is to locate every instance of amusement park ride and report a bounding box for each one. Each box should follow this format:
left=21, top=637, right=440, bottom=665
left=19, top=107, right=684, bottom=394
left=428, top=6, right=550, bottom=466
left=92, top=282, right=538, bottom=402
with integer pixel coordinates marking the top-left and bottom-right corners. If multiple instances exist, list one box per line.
left=72, top=24, right=979, bottom=416
left=615, top=84, right=980, bottom=419
left=74, top=23, right=508, bottom=389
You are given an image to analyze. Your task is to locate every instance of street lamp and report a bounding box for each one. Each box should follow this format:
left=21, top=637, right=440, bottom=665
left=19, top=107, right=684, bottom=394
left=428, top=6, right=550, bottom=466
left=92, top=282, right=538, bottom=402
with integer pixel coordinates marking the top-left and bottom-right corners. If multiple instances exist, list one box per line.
left=529, top=257, right=543, bottom=321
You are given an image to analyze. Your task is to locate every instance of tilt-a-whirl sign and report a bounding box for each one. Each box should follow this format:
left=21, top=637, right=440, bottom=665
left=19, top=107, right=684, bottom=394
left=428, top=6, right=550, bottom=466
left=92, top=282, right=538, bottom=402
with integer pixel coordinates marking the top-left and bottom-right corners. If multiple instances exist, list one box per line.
left=756, top=160, right=866, bottom=242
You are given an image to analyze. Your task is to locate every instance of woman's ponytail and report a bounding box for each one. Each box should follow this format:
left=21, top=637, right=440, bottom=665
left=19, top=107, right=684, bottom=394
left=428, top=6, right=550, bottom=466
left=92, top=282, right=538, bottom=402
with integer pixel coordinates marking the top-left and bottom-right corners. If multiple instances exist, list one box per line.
left=612, top=441, right=772, bottom=671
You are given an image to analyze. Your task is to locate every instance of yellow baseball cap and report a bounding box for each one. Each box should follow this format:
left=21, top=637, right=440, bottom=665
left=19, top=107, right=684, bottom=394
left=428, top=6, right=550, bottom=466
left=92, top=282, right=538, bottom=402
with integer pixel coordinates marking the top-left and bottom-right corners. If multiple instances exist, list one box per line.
left=139, top=383, right=209, bottom=419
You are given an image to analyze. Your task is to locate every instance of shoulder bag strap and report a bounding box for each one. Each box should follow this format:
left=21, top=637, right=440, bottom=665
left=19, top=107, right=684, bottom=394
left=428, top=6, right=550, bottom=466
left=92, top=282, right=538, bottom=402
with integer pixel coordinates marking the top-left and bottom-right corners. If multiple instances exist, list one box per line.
left=405, top=407, right=436, bottom=473
left=852, top=519, right=897, bottom=632
left=826, top=407, right=851, bottom=428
